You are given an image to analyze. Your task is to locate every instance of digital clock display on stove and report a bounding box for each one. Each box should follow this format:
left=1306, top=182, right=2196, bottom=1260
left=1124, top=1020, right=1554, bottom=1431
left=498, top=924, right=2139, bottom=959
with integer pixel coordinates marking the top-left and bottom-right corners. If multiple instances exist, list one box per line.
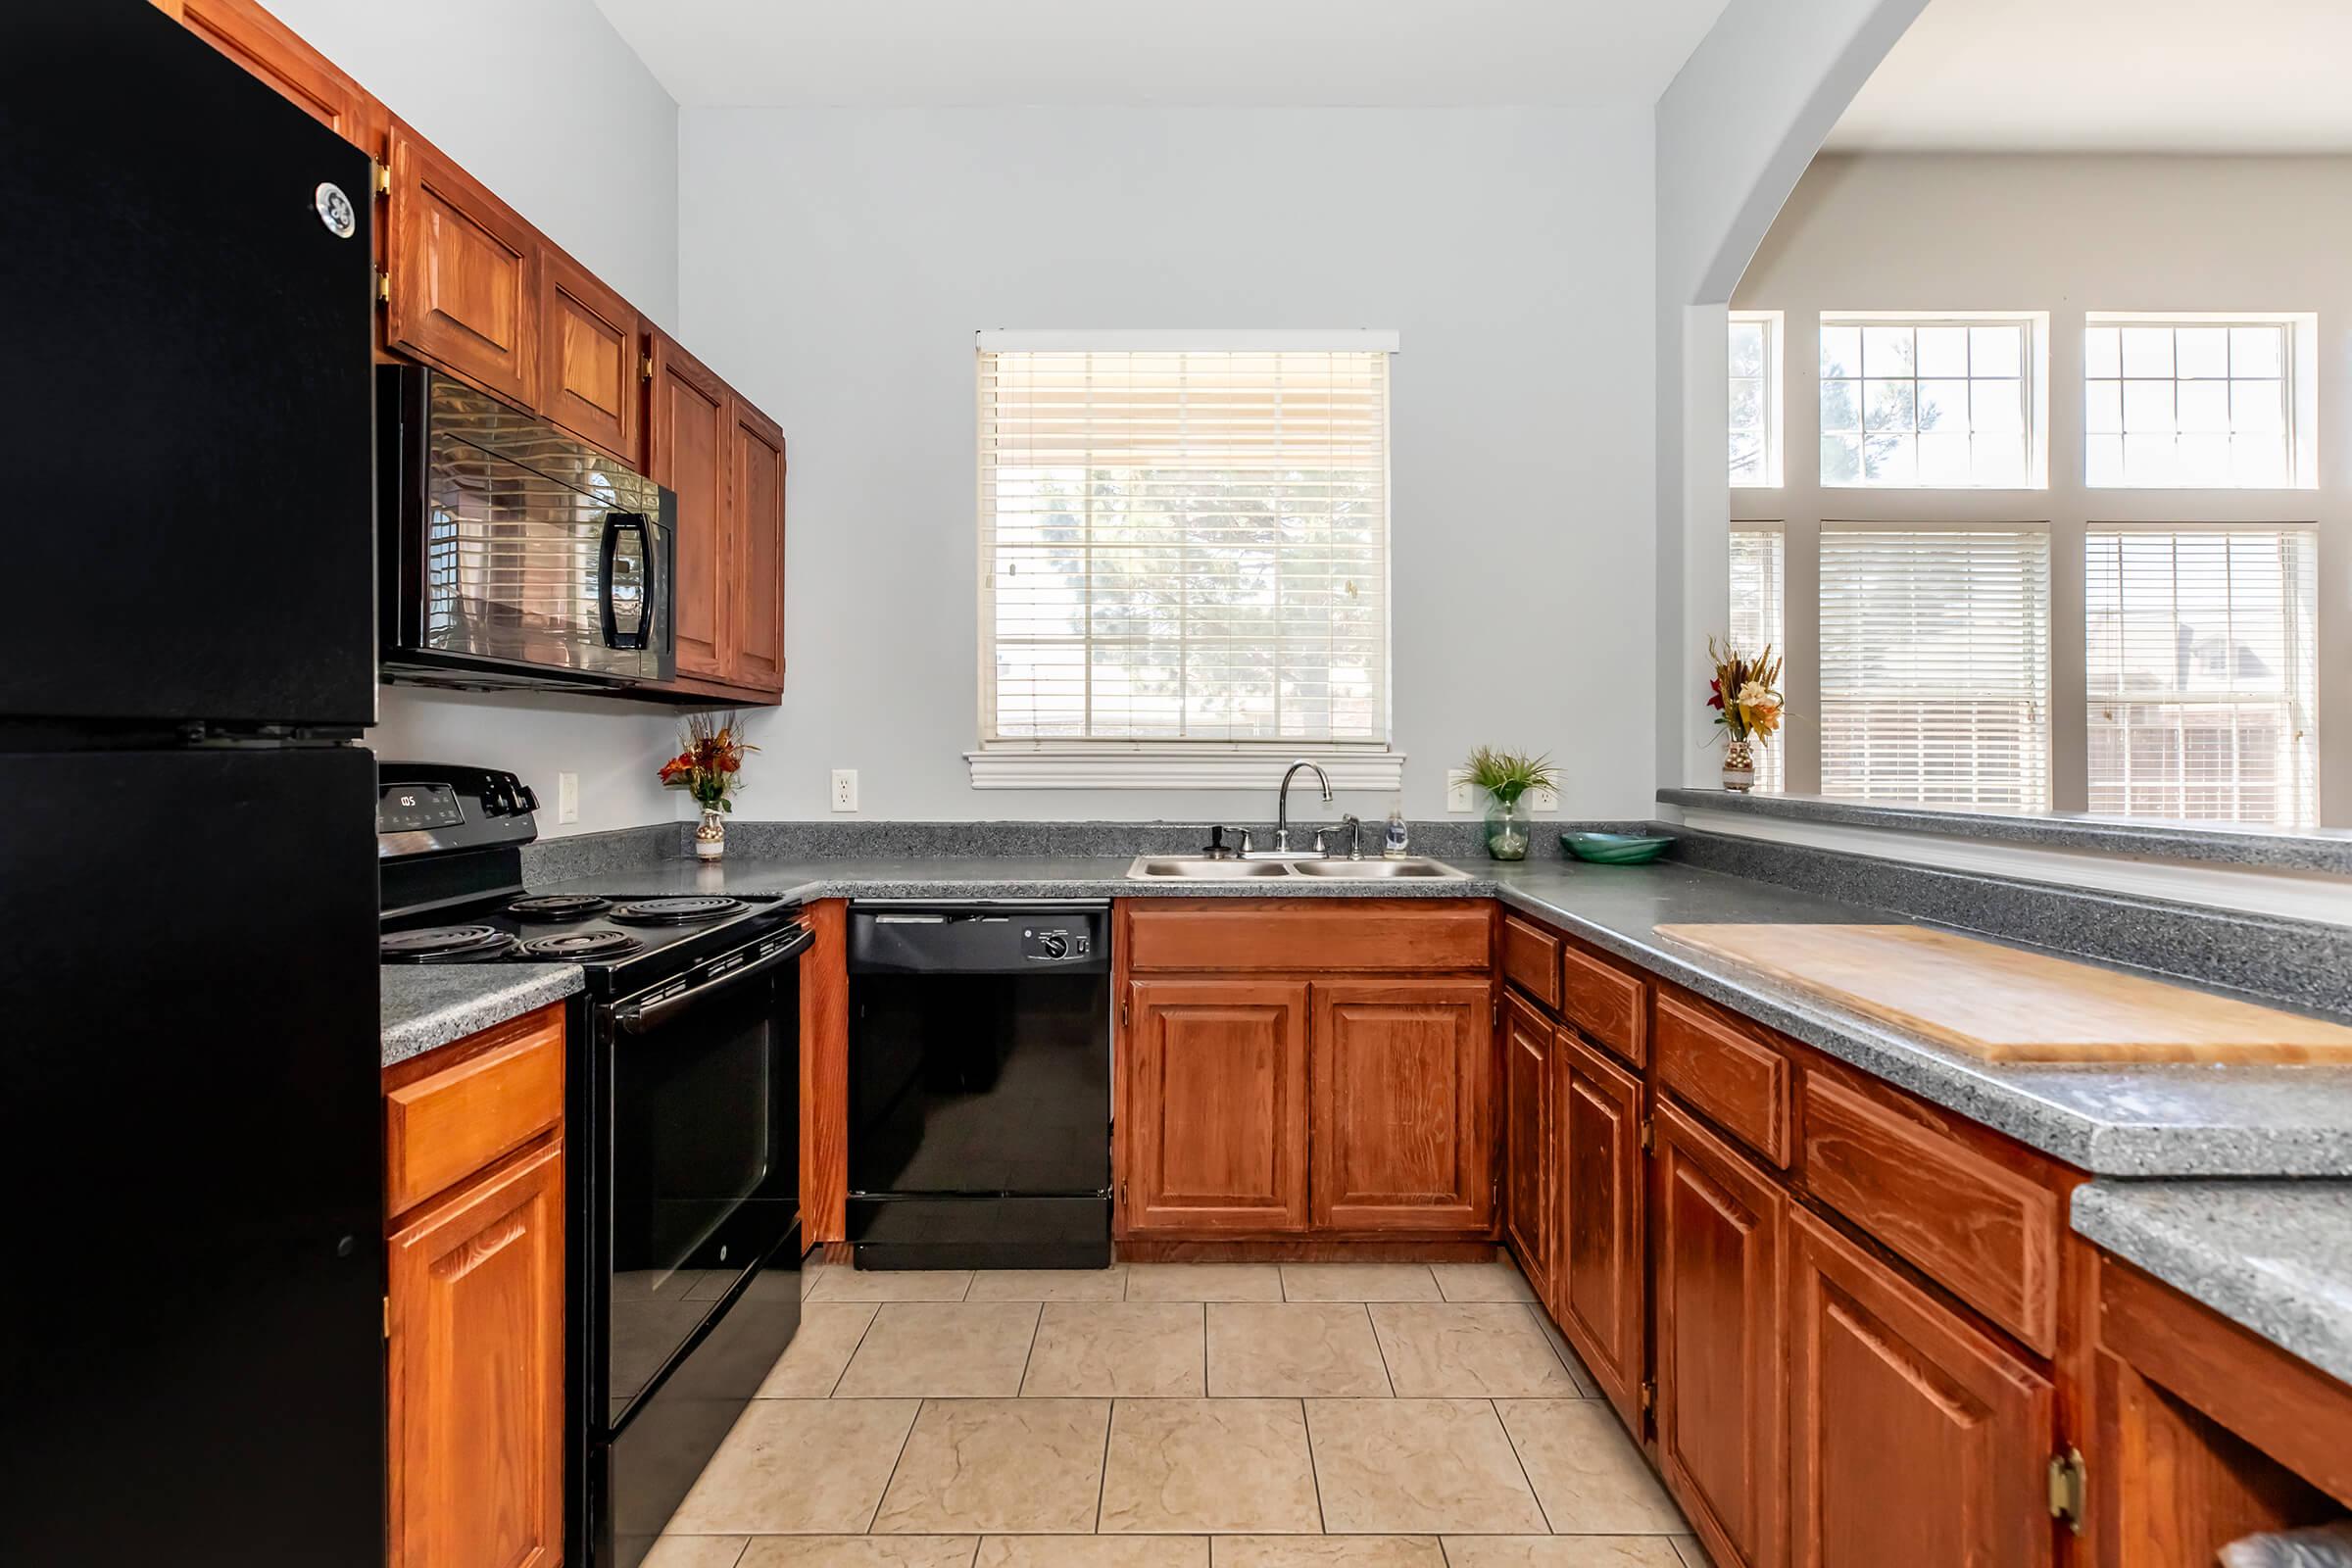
left=375, top=783, right=464, bottom=834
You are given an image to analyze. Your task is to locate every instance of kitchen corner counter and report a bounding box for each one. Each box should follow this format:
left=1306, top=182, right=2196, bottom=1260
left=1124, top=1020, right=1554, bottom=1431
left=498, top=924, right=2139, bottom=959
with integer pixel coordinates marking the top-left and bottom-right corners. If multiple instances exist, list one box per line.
left=2073, top=1180, right=2352, bottom=1387
left=381, top=964, right=583, bottom=1068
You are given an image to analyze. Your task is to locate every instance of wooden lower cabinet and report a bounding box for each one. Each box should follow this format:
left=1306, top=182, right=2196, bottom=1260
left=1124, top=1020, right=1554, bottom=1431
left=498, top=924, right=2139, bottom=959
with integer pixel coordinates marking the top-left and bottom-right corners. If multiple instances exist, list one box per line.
left=387, top=1139, right=565, bottom=1568
left=1655, top=1099, right=1787, bottom=1568
left=1501, top=992, right=1553, bottom=1297
left=1310, top=978, right=1494, bottom=1232
left=1785, top=1205, right=2053, bottom=1568
left=1121, top=979, right=1313, bottom=1234
left=1552, top=1026, right=1645, bottom=1430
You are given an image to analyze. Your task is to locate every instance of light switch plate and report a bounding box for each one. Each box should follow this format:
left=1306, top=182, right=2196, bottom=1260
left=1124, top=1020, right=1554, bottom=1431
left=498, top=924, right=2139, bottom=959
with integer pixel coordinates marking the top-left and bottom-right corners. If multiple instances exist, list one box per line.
left=831, top=768, right=858, bottom=812
left=556, top=771, right=579, bottom=824
left=1530, top=784, right=1559, bottom=813
left=1446, top=768, right=1473, bottom=812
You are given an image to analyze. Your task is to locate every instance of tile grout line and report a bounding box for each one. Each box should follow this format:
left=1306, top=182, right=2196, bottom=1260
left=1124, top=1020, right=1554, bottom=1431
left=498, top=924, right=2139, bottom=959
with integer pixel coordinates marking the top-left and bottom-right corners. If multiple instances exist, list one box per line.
left=1492, top=1396, right=1560, bottom=1536
left=1015, top=1301, right=1046, bottom=1396
left=1298, top=1396, right=1329, bottom=1534
left=1363, top=1301, right=1399, bottom=1397
left=863, top=1397, right=927, bottom=1535
left=1092, top=1395, right=1117, bottom=1534
left=824, top=1303, right=885, bottom=1399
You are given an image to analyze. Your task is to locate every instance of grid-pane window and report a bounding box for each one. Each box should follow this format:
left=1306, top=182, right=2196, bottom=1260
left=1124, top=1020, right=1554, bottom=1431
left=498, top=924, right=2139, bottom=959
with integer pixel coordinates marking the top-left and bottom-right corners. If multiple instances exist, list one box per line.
left=2086, top=529, right=2318, bottom=826
left=2084, top=321, right=2292, bottom=488
left=1730, top=527, right=1787, bottom=790
left=1820, top=318, right=2033, bottom=488
left=1820, top=529, right=2051, bottom=809
left=979, top=348, right=1390, bottom=746
left=1730, top=315, right=1779, bottom=486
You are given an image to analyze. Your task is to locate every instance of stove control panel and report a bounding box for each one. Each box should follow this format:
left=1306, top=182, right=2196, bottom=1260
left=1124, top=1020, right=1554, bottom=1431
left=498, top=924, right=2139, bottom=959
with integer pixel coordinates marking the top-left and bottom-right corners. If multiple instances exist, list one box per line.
left=1021, top=925, right=1091, bottom=961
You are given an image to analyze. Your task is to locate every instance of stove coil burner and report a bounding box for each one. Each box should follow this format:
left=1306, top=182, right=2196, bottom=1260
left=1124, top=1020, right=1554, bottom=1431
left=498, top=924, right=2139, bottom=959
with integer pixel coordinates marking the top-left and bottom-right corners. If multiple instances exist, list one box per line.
left=380, top=924, right=520, bottom=963
left=608, top=896, right=747, bottom=926
left=519, top=929, right=644, bottom=960
left=508, top=894, right=613, bottom=920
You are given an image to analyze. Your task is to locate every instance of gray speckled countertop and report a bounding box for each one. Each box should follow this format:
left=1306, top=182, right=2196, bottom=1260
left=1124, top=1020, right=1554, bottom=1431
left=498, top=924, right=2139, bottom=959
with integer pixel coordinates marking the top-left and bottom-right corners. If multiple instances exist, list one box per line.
left=381, top=964, right=582, bottom=1067
left=2073, top=1181, right=2352, bottom=1386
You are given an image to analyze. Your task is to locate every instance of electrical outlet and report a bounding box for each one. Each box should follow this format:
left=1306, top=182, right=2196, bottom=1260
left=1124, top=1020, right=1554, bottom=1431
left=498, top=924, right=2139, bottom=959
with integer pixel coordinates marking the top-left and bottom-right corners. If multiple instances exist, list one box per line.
left=1530, top=783, right=1559, bottom=813
left=557, top=771, right=579, bottom=824
left=1446, top=768, right=1473, bottom=812
left=830, top=768, right=858, bottom=812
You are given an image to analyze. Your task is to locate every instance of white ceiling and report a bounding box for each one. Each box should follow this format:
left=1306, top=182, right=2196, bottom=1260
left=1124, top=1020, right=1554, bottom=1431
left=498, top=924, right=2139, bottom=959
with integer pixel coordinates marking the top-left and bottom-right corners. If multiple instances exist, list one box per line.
left=1829, top=0, right=2352, bottom=153
left=590, top=0, right=1732, bottom=109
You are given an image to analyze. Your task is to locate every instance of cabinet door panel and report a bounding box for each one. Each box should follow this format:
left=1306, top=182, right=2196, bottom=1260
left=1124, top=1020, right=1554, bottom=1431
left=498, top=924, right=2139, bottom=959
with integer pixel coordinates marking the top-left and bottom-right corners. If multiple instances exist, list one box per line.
left=1786, top=1206, right=2053, bottom=1568
left=541, top=248, right=640, bottom=464
left=387, top=1140, right=564, bottom=1568
left=1554, top=1027, right=1645, bottom=1429
left=1655, top=1101, right=1786, bottom=1568
left=1311, top=978, right=1494, bottom=1233
left=1501, top=992, right=1552, bottom=1298
left=648, top=329, right=731, bottom=682
left=386, top=124, right=539, bottom=409
left=728, top=396, right=787, bottom=692
left=1122, top=980, right=1311, bottom=1234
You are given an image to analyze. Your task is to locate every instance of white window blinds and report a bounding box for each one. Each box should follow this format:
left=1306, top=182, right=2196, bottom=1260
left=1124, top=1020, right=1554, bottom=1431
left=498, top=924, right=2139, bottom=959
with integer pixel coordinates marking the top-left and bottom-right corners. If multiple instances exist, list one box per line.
left=1729, top=527, right=1787, bottom=791
left=978, top=348, right=1391, bottom=748
left=2086, top=529, right=2318, bottom=827
left=1819, top=529, right=2051, bottom=809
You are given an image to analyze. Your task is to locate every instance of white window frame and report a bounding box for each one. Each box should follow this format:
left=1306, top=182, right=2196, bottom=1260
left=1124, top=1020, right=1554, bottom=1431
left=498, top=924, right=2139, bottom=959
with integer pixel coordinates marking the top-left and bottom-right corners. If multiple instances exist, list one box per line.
left=1730, top=311, right=1784, bottom=488
left=966, top=329, right=1405, bottom=791
left=2082, top=312, right=2318, bottom=491
left=1817, top=311, right=2050, bottom=490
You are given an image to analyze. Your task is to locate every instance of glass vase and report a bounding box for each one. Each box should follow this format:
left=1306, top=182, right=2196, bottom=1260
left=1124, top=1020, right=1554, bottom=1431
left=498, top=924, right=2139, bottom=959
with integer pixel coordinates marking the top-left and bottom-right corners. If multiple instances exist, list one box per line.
left=1721, top=738, right=1756, bottom=793
left=694, top=807, right=727, bottom=860
left=1484, top=797, right=1531, bottom=861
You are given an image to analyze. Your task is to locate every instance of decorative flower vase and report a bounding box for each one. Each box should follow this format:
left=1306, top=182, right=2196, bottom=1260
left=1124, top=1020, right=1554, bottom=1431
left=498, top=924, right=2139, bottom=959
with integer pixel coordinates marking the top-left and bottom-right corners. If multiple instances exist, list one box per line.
left=1484, top=797, right=1531, bottom=861
left=694, top=808, right=727, bottom=860
left=1721, top=738, right=1756, bottom=793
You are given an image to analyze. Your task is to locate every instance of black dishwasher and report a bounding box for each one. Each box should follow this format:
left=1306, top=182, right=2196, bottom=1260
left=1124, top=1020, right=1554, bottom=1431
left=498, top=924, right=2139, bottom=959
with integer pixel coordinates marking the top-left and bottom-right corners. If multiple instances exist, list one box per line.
left=847, top=902, right=1113, bottom=1269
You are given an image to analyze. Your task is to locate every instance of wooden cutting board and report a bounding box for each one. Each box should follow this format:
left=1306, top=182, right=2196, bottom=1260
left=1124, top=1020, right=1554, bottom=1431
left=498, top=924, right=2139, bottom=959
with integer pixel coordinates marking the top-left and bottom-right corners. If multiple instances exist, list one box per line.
left=1652, top=923, right=2352, bottom=1064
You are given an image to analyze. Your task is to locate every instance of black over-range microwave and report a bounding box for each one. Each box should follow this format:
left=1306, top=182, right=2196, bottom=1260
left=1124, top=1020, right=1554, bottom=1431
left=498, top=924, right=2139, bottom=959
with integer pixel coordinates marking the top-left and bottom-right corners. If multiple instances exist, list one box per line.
left=378, top=366, right=676, bottom=693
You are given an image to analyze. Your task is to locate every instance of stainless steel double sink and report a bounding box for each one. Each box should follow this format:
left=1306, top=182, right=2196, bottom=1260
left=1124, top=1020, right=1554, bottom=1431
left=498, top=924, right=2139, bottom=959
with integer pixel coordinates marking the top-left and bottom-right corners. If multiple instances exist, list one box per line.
left=1125, top=855, right=1471, bottom=881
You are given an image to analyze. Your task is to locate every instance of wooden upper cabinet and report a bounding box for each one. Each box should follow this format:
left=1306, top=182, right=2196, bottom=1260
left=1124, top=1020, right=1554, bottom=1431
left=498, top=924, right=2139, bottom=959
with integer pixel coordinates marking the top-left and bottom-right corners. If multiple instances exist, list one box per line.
left=387, top=1140, right=564, bottom=1568
left=648, top=328, right=732, bottom=683
left=1553, top=1027, right=1646, bottom=1432
left=385, top=122, right=541, bottom=410
left=1786, top=1206, right=2054, bottom=1568
left=1501, top=992, right=1553, bottom=1298
left=1309, top=979, right=1494, bottom=1234
left=1655, top=1100, right=1787, bottom=1568
left=541, top=248, right=641, bottom=464
left=728, top=397, right=788, bottom=691
left=1120, top=979, right=1311, bottom=1235
left=173, top=0, right=381, bottom=152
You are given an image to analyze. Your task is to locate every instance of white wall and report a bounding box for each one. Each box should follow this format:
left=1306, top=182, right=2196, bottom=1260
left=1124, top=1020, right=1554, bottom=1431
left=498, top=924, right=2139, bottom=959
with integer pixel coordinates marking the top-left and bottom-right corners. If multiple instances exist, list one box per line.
left=269, top=0, right=688, bottom=834
left=676, top=108, right=1658, bottom=822
left=1733, top=152, right=2352, bottom=825
left=1651, top=0, right=1925, bottom=790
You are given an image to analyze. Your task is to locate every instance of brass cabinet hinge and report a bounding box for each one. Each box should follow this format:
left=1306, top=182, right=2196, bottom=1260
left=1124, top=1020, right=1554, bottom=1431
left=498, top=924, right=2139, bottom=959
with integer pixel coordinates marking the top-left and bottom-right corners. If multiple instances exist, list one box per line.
left=1119, top=998, right=1130, bottom=1028
left=374, top=268, right=390, bottom=306
left=640, top=352, right=656, bottom=381
left=2047, top=1446, right=2085, bottom=1532
left=373, top=159, right=390, bottom=197
left=1639, top=1117, right=1653, bottom=1153
left=1639, top=1378, right=1655, bottom=1414
left=381, top=1296, right=391, bottom=1340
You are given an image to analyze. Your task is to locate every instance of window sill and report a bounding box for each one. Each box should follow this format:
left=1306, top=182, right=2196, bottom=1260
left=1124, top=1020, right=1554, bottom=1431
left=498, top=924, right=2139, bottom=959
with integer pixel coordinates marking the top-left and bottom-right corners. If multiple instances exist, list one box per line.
left=967, top=745, right=1407, bottom=792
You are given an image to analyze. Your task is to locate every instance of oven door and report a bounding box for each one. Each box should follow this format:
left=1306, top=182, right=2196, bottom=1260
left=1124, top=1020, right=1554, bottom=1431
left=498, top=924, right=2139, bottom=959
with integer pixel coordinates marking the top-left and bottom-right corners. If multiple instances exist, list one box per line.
left=595, top=925, right=808, bottom=1432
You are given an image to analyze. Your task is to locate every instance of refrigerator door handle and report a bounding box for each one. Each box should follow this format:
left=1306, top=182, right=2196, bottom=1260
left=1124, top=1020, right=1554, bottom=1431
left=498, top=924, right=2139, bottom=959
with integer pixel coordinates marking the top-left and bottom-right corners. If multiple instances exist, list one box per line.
left=599, top=512, right=652, bottom=651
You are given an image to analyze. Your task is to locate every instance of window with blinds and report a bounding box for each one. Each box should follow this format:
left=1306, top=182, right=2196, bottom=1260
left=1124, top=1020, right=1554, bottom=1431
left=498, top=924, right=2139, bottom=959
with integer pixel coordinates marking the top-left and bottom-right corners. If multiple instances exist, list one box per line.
left=977, top=346, right=1392, bottom=760
left=1819, top=529, right=2051, bottom=809
left=1729, top=527, right=1787, bottom=790
left=2086, top=529, right=2318, bottom=827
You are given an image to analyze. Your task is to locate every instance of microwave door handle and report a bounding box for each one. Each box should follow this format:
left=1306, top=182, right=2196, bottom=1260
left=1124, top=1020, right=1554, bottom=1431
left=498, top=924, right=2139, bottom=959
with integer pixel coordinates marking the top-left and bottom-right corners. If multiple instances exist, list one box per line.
left=615, top=926, right=814, bottom=1035
left=598, top=512, right=652, bottom=650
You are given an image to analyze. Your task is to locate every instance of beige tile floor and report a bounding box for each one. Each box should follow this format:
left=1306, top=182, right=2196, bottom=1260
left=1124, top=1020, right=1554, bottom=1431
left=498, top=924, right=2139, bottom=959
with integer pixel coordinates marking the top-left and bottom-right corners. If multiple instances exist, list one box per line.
left=650, top=1256, right=1708, bottom=1568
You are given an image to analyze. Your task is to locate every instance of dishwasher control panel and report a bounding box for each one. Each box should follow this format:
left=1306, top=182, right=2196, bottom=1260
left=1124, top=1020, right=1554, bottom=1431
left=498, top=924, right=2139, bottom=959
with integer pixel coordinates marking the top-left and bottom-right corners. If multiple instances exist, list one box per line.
left=1021, top=925, right=1092, bottom=962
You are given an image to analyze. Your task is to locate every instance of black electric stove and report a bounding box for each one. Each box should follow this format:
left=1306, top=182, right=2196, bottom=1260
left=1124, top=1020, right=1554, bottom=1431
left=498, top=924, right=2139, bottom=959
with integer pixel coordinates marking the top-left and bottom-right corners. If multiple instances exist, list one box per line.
left=378, top=763, right=807, bottom=1568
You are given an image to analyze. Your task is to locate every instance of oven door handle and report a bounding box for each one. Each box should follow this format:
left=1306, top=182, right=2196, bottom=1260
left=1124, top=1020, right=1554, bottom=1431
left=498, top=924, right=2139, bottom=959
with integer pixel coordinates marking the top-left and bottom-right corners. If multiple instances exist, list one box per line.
left=616, top=925, right=814, bottom=1035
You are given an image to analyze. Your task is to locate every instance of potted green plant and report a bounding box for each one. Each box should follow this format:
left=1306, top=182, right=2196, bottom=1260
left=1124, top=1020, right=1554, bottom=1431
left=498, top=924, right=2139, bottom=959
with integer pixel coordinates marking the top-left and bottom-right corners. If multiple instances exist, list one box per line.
left=1463, top=746, right=1558, bottom=861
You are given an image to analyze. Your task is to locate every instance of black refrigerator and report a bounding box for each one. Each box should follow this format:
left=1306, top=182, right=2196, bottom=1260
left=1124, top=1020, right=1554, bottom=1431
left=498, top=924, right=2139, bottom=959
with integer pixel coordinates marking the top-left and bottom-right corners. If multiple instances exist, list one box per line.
left=1, top=6, right=386, bottom=1564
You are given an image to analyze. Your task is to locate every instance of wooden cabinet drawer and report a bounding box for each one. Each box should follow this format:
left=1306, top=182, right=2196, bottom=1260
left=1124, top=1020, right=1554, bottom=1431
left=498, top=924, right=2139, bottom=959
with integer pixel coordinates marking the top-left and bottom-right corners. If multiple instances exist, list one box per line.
left=1500, top=914, right=1562, bottom=1009
left=385, top=1007, right=564, bottom=1216
left=1655, top=992, right=1789, bottom=1167
left=1125, top=900, right=1491, bottom=973
left=1798, top=1069, right=2061, bottom=1353
left=1560, top=940, right=1646, bottom=1066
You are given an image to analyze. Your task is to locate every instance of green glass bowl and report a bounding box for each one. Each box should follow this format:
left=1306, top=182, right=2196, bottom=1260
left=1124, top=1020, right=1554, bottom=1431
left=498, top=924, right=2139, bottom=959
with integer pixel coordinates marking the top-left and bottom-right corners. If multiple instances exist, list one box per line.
left=1562, top=831, right=1674, bottom=865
